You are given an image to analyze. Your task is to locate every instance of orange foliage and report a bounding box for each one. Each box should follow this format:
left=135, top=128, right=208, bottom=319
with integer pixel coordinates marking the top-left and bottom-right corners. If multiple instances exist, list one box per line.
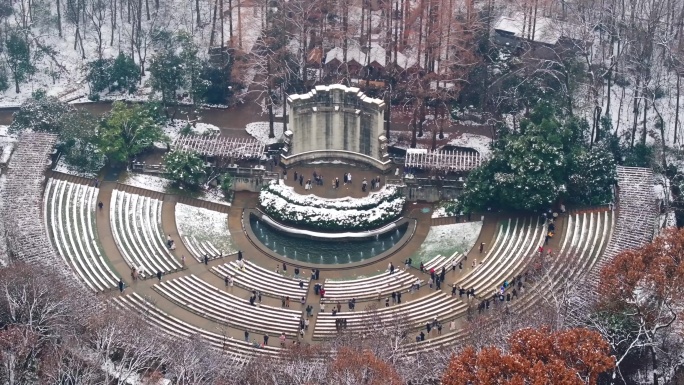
left=442, top=327, right=614, bottom=385
left=598, top=228, right=684, bottom=314
left=329, top=347, right=403, bottom=385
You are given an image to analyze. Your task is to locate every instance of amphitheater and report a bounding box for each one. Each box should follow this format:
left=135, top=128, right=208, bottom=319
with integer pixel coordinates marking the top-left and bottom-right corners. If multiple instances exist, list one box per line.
left=1, top=132, right=660, bottom=361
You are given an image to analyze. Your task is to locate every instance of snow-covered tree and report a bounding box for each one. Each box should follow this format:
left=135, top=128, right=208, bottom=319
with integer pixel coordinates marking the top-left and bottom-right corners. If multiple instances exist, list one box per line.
left=9, top=93, right=73, bottom=135
left=164, top=150, right=207, bottom=189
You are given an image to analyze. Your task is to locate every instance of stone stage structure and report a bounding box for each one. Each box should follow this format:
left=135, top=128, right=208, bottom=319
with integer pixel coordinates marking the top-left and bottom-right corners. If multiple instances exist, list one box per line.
left=284, top=85, right=389, bottom=168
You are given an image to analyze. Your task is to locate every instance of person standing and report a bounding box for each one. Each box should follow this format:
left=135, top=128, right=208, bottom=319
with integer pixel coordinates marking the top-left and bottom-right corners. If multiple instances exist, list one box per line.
left=280, top=332, right=286, bottom=347
left=118, top=279, right=124, bottom=293
left=181, top=255, right=186, bottom=267
left=479, top=242, right=485, bottom=253
left=263, top=334, right=269, bottom=346
left=204, top=255, right=209, bottom=265
left=244, top=330, right=249, bottom=342
left=98, top=201, right=104, bottom=210
left=156, top=271, right=162, bottom=281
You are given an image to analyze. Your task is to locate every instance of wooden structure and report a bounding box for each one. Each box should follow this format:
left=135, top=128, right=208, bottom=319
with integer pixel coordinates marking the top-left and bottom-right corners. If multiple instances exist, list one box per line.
left=172, top=135, right=265, bottom=160
left=404, top=149, right=481, bottom=172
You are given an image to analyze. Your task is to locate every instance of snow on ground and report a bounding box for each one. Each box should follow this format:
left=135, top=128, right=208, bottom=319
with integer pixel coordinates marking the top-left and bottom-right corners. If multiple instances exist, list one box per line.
left=163, top=120, right=221, bottom=143
left=246, top=122, right=284, bottom=145
left=53, top=156, right=98, bottom=179
left=122, top=173, right=171, bottom=193
left=0, top=0, right=263, bottom=107
left=0, top=126, right=16, bottom=166
left=121, top=172, right=230, bottom=205
left=175, top=203, right=236, bottom=256
left=446, top=133, right=492, bottom=159
left=432, top=207, right=450, bottom=218
left=411, top=221, right=483, bottom=265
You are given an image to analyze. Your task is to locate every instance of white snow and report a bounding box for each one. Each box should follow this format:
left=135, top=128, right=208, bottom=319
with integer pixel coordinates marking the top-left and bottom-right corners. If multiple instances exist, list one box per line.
left=260, top=190, right=405, bottom=229
left=53, top=156, right=98, bottom=179
left=121, top=172, right=230, bottom=205
left=122, top=173, right=171, bottom=193
left=163, top=120, right=221, bottom=143
left=265, top=181, right=400, bottom=210
left=245, top=122, right=285, bottom=145
left=0, top=0, right=263, bottom=107
left=446, top=133, right=492, bottom=159
left=412, top=221, right=483, bottom=264
left=174, top=203, right=236, bottom=255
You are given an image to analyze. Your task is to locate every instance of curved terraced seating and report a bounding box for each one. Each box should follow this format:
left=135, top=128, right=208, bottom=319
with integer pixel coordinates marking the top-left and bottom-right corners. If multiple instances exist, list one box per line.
left=211, top=260, right=308, bottom=299
left=44, top=179, right=119, bottom=292
left=423, top=252, right=462, bottom=272
left=457, top=217, right=544, bottom=298
left=154, top=275, right=302, bottom=337
left=110, top=293, right=282, bottom=360
left=110, top=190, right=181, bottom=277
left=313, top=290, right=465, bottom=340
left=402, top=210, right=613, bottom=354
left=183, top=236, right=224, bottom=261
left=322, top=268, right=417, bottom=302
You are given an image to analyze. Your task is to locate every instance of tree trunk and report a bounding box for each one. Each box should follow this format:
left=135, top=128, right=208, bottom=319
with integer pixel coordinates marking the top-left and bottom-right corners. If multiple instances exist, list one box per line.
left=675, top=74, right=680, bottom=144
left=220, top=0, right=224, bottom=48
left=385, top=91, right=391, bottom=140
left=196, top=0, right=201, bottom=26
left=267, top=62, right=275, bottom=138
left=210, top=0, right=218, bottom=47
left=14, top=77, right=20, bottom=94
left=642, top=95, right=648, bottom=145
left=145, top=0, right=149, bottom=20
left=417, top=100, right=425, bottom=137
left=237, top=0, right=242, bottom=49
left=228, top=0, right=233, bottom=42
left=410, top=107, right=418, bottom=148
left=56, top=0, right=62, bottom=37
left=631, top=78, right=640, bottom=148
left=282, top=84, right=287, bottom=133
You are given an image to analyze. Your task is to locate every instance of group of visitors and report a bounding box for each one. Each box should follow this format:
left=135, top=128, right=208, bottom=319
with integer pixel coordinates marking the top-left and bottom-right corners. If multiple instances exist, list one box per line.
left=380, top=291, right=403, bottom=306
left=165, top=235, right=176, bottom=250
left=249, top=290, right=262, bottom=306
left=361, top=176, right=382, bottom=192
left=298, top=317, right=310, bottom=337
left=417, top=317, right=443, bottom=341
left=313, top=283, right=325, bottom=298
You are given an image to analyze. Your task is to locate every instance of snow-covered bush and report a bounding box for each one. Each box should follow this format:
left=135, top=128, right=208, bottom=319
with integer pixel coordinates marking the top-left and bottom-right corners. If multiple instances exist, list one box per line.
left=164, top=150, right=206, bottom=189
left=259, top=190, right=405, bottom=231
left=263, top=182, right=402, bottom=211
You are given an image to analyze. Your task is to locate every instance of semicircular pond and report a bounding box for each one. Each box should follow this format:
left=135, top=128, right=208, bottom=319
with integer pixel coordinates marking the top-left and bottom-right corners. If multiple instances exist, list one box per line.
left=249, top=215, right=409, bottom=264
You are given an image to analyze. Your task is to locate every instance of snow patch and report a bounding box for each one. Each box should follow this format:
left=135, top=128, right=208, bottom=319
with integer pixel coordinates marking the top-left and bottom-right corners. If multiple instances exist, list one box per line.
left=121, top=172, right=230, bottom=205
left=411, top=221, right=483, bottom=264
left=53, top=156, right=98, bottom=179
left=246, top=122, right=285, bottom=145
left=175, top=203, right=236, bottom=256
left=446, top=133, right=492, bottom=159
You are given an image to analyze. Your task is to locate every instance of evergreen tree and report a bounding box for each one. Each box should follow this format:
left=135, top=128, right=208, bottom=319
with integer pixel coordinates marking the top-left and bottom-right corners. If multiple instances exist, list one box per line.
left=164, top=150, right=206, bottom=189
left=9, top=94, right=72, bottom=135
left=98, top=101, right=167, bottom=165
left=3, top=31, right=35, bottom=93
left=110, top=53, right=140, bottom=93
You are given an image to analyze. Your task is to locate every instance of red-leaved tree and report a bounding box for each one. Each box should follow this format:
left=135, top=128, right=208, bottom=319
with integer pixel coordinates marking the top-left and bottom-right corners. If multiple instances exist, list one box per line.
left=442, top=327, right=614, bottom=385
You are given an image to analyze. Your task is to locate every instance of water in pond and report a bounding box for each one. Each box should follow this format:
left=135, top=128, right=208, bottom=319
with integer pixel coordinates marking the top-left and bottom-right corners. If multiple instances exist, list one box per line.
left=250, top=215, right=408, bottom=264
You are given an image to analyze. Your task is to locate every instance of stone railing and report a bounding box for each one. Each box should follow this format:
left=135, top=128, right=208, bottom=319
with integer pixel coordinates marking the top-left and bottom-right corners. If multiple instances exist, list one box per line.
left=280, top=150, right=393, bottom=171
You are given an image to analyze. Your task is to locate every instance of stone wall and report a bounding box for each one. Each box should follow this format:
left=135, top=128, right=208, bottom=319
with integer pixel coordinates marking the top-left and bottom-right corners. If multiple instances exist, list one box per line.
left=287, top=85, right=386, bottom=160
